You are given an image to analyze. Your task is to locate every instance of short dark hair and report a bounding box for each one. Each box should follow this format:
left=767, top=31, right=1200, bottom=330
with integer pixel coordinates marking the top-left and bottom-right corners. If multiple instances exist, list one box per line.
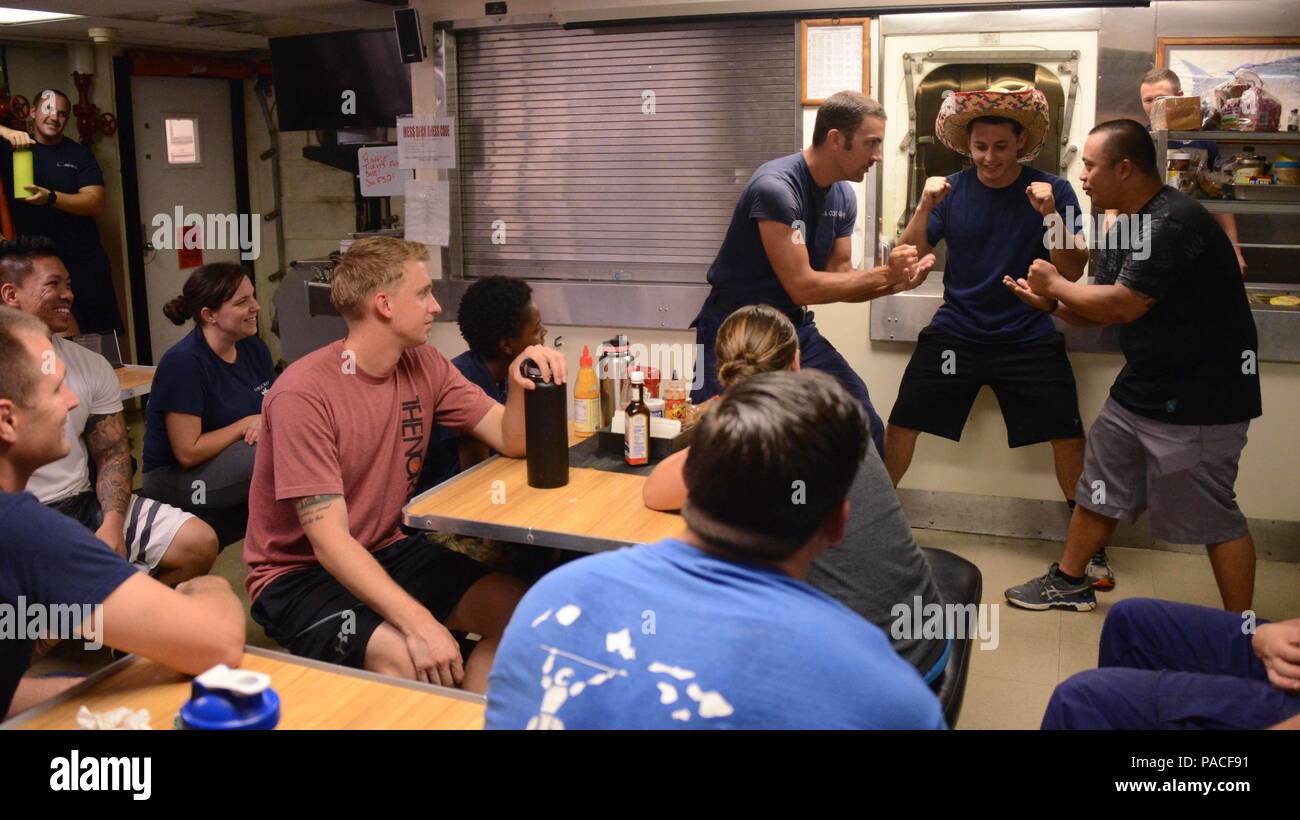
left=0, top=305, right=49, bottom=408
left=32, top=88, right=72, bottom=111
left=1139, top=68, right=1181, bottom=92
left=0, top=236, right=62, bottom=290
left=812, top=91, right=886, bottom=148
left=456, top=276, right=534, bottom=358
left=682, top=370, right=866, bottom=561
left=1090, top=118, right=1158, bottom=175
left=967, top=115, right=1023, bottom=137
left=164, top=262, right=251, bottom=325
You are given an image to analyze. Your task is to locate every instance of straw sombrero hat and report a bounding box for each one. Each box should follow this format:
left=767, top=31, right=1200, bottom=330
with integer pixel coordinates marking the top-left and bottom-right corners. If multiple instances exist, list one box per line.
left=935, top=83, right=1050, bottom=161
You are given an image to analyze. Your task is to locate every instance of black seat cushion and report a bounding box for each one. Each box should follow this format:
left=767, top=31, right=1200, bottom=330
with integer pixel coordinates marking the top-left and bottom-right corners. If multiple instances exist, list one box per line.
left=921, top=547, right=983, bottom=728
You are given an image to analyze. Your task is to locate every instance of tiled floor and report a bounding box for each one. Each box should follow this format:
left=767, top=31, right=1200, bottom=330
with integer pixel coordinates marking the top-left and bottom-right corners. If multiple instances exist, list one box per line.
left=31, top=528, right=1299, bottom=730
left=914, top=529, right=1300, bottom=730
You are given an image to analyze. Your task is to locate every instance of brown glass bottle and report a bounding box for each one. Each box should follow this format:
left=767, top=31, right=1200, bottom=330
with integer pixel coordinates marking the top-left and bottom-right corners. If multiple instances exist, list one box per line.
left=624, top=370, right=650, bottom=466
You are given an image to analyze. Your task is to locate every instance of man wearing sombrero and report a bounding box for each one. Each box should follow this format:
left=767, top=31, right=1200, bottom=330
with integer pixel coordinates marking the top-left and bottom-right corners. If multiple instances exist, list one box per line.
left=884, top=87, right=1100, bottom=581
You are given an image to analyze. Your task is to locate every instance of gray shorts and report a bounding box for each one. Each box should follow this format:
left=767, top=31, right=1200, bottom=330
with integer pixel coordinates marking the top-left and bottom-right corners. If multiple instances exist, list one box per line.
left=1075, top=398, right=1250, bottom=544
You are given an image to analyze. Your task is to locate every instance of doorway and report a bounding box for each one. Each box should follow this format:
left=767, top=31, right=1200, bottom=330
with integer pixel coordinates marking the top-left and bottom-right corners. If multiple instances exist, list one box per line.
left=118, top=69, right=251, bottom=363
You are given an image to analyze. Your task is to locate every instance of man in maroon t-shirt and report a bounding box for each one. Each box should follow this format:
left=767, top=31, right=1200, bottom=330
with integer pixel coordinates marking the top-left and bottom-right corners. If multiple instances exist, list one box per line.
left=244, top=237, right=565, bottom=693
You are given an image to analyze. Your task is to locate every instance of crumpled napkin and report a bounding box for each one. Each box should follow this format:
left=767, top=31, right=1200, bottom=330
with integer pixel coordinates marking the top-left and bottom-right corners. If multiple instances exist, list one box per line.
left=76, top=705, right=152, bottom=730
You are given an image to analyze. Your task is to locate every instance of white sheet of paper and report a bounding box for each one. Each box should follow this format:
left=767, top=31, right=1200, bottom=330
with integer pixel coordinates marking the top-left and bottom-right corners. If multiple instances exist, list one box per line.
left=404, top=179, right=450, bottom=247
left=358, top=146, right=413, bottom=197
left=806, top=26, right=863, bottom=100
left=397, top=116, right=456, bottom=169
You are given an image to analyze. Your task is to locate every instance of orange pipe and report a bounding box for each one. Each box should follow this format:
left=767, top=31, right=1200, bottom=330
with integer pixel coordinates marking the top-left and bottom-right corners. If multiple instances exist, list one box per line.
left=0, top=174, right=14, bottom=240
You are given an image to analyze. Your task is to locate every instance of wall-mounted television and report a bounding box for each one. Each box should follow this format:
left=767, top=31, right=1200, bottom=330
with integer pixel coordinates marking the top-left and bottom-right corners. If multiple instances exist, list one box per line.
left=270, top=28, right=412, bottom=132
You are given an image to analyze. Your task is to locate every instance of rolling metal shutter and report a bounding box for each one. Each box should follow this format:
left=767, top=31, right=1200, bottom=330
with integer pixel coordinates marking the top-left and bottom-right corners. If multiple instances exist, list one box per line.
left=455, top=19, right=800, bottom=283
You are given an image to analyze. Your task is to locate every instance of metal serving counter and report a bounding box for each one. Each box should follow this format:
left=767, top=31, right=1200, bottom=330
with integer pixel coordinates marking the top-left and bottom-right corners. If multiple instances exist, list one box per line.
left=870, top=279, right=1300, bottom=363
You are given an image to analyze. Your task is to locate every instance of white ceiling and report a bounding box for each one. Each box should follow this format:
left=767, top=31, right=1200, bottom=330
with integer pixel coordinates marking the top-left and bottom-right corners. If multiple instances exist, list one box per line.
left=0, top=0, right=404, bottom=52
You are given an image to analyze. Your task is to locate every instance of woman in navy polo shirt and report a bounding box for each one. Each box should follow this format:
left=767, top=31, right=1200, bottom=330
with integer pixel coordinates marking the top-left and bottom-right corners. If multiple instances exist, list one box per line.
left=142, top=263, right=275, bottom=514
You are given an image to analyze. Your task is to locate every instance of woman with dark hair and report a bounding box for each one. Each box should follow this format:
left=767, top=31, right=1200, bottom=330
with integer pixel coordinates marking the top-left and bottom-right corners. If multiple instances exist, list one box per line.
left=141, top=263, right=275, bottom=516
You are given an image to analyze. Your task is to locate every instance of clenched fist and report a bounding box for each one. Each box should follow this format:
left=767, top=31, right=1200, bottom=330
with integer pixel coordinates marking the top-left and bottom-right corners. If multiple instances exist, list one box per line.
left=1026, top=181, right=1056, bottom=217
left=921, top=176, right=952, bottom=209
left=1026, top=258, right=1062, bottom=296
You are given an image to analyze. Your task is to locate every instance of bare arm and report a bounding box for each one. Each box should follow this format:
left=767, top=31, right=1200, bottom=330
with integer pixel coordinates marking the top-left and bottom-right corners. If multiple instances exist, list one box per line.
left=22, top=183, right=105, bottom=217
left=825, top=234, right=854, bottom=273
left=643, top=446, right=690, bottom=511
left=6, top=676, right=83, bottom=719
left=165, top=411, right=256, bottom=470
left=88, top=573, right=245, bottom=675
left=85, top=412, right=132, bottom=555
left=23, top=184, right=105, bottom=217
left=1003, top=276, right=1104, bottom=327
left=757, top=220, right=921, bottom=304
left=1046, top=220, right=1090, bottom=282
left=294, top=493, right=464, bottom=685
left=1214, top=212, right=1247, bottom=277
left=0, top=125, right=33, bottom=148
left=470, top=344, right=568, bottom=459
left=1048, top=277, right=1153, bottom=326
left=898, top=200, right=935, bottom=259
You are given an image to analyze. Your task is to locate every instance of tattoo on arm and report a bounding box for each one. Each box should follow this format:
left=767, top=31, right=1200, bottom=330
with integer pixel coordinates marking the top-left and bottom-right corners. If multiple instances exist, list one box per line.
left=86, top=412, right=132, bottom=516
left=295, top=494, right=341, bottom=528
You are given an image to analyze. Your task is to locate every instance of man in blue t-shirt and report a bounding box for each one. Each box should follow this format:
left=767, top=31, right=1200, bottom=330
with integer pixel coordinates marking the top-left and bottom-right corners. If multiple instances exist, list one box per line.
left=0, top=90, right=121, bottom=334
left=887, top=101, right=1095, bottom=579
left=693, top=91, right=934, bottom=459
left=486, top=370, right=946, bottom=730
left=0, top=306, right=244, bottom=720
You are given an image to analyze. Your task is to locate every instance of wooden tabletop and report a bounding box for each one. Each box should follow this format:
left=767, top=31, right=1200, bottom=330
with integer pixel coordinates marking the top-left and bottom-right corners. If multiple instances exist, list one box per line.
left=403, top=434, right=685, bottom=553
left=115, top=365, right=156, bottom=400
left=3, top=647, right=485, bottom=731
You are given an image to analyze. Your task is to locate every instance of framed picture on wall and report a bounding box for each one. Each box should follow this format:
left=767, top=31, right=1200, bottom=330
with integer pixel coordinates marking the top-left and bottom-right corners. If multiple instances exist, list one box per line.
left=800, top=18, right=871, bottom=106
left=1156, top=37, right=1300, bottom=125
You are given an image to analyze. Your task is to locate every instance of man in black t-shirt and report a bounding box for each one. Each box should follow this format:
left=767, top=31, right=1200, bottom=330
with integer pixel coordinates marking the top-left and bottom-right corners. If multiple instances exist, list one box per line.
left=1001, top=119, right=1261, bottom=614
left=0, top=89, right=120, bottom=334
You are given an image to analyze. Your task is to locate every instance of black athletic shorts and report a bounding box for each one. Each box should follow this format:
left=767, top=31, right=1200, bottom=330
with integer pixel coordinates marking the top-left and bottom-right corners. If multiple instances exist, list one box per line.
left=888, top=328, right=1085, bottom=447
left=250, top=532, right=491, bottom=669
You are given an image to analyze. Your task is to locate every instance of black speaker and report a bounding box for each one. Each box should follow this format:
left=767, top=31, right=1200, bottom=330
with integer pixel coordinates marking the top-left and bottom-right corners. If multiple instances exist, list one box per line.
left=393, top=8, right=425, bottom=64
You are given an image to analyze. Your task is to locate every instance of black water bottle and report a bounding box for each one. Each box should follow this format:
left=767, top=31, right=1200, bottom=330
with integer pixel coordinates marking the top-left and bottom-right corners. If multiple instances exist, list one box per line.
left=521, top=359, right=569, bottom=489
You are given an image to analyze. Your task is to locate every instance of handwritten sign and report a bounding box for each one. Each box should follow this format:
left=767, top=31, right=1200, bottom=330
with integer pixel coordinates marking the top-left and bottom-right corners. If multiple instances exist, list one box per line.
left=404, top=179, right=450, bottom=247
left=397, top=116, right=456, bottom=169
left=358, top=146, right=412, bottom=197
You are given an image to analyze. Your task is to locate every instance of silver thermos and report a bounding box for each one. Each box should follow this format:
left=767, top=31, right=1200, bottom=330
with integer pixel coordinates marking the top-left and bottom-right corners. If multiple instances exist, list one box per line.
left=596, top=334, right=632, bottom=430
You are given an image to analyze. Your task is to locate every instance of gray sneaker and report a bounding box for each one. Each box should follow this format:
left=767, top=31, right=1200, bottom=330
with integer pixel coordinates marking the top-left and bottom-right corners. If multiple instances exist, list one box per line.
left=1005, top=563, right=1097, bottom=611
left=1086, top=547, right=1116, bottom=590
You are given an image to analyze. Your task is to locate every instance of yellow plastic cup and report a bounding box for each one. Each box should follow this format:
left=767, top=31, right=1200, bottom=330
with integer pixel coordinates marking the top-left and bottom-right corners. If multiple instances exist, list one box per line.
left=13, top=149, right=34, bottom=199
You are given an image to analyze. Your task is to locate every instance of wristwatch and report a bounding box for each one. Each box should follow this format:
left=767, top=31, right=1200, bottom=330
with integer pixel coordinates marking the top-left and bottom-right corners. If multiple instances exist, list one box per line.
left=47, top=189, right=58, bottom=208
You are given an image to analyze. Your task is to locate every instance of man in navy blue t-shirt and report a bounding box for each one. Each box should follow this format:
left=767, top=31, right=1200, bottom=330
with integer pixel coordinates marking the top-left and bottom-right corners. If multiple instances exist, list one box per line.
left=0, top=90, right=121, bottom=334
left=486, top=370, right=946, bottom=730
left=887, top=101, right=1095, bottom=581
left=0, top=306, right=243, bottom=720
left=693, top=91, right=934, bottom=458
left=417, top=276, right=545, bottom=493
